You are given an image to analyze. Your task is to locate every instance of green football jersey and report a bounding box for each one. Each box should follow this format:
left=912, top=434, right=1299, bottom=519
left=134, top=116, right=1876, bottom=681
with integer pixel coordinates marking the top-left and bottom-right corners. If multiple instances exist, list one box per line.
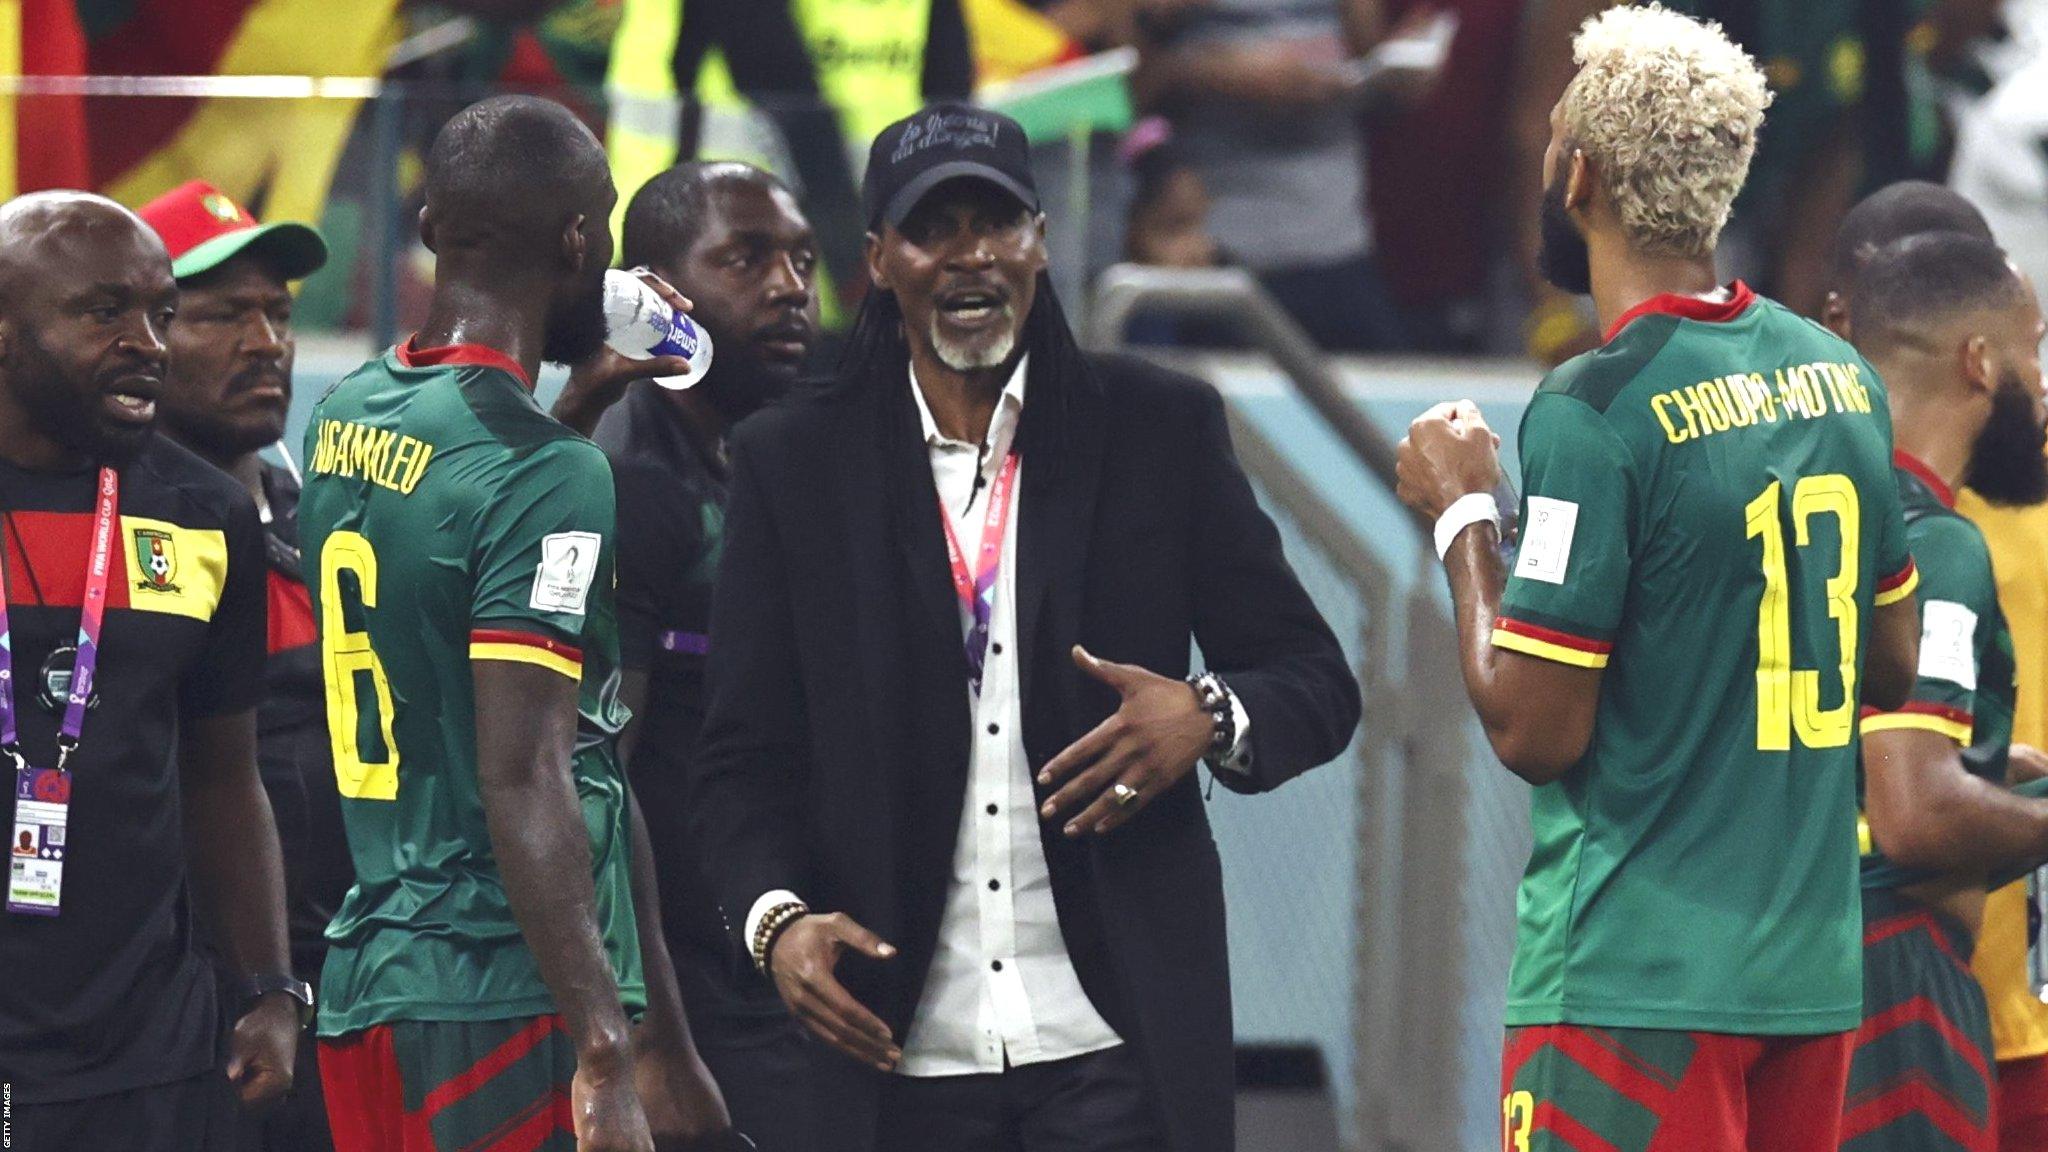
left=1496, top=284, right=1917, bottom=1034
left=1859, top=456, right=2017, bottom=892
left=297, top=341, right=643, bottom=1037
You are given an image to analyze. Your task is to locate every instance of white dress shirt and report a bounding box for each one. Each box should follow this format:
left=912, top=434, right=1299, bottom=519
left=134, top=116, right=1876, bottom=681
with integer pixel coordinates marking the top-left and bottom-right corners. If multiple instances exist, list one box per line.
left=748, top=355, right=1251, bottom=1077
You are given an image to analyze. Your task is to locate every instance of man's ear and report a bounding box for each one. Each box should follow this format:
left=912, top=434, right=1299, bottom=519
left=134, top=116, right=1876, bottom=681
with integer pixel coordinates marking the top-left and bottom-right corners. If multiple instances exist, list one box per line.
left=1821, top=292, right=1852, bottom=341
left=865, top=231, right=889, bottom=293
left=562, top=214, right=588, bottom=274
left=418, top=206, right=437, bottom=254
left=1564, top=149, right=1595, bottom=214
left=1962, top=333, right=1997, bottom=396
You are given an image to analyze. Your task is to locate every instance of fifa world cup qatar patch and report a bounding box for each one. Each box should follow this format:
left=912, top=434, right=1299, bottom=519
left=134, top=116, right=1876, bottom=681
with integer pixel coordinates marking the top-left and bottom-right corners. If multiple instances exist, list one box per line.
left=530, top=531, right=601, bottom=615
left=1514, top=497, right=1578, bottom=585
left=1918, top=599, right=1978, bottom=690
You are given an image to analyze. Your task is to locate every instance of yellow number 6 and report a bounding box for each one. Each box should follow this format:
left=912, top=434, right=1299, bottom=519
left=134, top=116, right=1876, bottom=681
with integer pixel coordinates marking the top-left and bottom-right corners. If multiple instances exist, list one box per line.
left=320, top=531, right=402, bottom=800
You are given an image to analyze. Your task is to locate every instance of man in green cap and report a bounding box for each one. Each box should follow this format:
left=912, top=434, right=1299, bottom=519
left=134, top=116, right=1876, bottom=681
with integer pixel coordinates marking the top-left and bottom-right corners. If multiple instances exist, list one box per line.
left=140, top=179, right=345, bottom=1152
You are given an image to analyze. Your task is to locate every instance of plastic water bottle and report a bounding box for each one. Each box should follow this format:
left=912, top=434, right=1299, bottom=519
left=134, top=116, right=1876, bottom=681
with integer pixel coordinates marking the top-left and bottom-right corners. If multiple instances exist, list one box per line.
left=602, top=269, right=714, bottom=390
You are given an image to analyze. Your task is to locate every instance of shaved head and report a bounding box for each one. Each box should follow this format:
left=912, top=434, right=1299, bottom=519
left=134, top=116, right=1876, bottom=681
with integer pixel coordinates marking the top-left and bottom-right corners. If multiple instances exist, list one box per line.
left=1854, top=232, right=2048, bottom=506
left=1850, top=233, right=2026, bottom=358
left=1830, top=182, right=1993, bottom=290
left=0, top=192, right=167, bottom=296
left=421, top=96, right=617, bottom=364
left=0, top=191, right=176, bottom=465
left=425, top=96, right=610, bottom=252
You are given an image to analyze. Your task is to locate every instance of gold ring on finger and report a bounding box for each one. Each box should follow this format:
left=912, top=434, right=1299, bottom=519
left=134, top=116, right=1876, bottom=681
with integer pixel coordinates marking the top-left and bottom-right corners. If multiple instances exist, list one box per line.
left=1112, top=782, right=1141, bottom=808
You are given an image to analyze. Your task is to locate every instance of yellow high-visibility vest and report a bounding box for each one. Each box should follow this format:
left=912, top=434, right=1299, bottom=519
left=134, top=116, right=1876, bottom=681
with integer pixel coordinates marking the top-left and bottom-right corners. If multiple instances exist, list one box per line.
left=604, top=0, right=931, bottom=237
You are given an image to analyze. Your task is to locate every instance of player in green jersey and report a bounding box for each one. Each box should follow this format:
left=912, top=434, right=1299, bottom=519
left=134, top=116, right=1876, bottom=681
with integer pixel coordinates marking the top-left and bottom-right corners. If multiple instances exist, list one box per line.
left=297, top=96, right=740, bottom=1152
left=1840, top=233, right=2048, bottom=1151
left=1397, top=7, right=1922, bottom=1150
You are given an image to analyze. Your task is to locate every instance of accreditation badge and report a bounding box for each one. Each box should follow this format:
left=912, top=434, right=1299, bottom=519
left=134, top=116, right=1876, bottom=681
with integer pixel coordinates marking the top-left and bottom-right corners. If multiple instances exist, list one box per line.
left=8, top=763, right=71, bottom=915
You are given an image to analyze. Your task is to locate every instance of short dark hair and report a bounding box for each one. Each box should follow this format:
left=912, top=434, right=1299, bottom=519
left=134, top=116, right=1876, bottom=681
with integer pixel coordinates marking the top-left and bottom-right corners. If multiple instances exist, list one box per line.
left=1850, top=232, right=2024, bottom=355
left=620, top=161, right=792, bottom=271
left=423, top=95, right=609, bottom=255
left=1829, top=181, right=1993, bottom=289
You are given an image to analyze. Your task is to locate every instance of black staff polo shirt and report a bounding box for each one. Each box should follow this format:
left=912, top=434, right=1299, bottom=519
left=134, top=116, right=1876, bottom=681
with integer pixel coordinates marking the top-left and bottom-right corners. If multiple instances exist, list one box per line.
left=0, top=436, right=265, bottom=1102
left=595, top=383, right=782, bottom=1021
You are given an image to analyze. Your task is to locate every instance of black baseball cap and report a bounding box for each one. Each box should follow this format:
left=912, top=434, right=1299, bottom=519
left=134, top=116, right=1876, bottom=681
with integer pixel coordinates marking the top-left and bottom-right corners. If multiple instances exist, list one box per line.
left=863, top=103, right=1040, bottom=231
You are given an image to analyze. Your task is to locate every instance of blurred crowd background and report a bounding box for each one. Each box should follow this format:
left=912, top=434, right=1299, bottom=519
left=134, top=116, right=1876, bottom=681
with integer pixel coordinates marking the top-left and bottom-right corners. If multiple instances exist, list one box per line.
left=6, top=0, right=2046, bottom=364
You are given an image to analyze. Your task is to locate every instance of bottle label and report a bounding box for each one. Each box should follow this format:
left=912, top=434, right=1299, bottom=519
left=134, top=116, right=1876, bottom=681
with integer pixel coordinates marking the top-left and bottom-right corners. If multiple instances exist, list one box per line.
left=649, top=311, right=703, bottom=361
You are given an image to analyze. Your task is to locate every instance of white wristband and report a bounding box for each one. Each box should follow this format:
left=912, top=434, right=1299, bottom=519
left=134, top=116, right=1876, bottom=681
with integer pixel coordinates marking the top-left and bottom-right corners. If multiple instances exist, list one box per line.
left=1434, top=493, right=1501, bottom=562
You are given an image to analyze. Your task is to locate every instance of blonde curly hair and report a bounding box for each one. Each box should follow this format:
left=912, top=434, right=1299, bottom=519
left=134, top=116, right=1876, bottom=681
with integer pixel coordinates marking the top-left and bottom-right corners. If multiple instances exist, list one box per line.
left=1560, top=3, right=1773, bottom=257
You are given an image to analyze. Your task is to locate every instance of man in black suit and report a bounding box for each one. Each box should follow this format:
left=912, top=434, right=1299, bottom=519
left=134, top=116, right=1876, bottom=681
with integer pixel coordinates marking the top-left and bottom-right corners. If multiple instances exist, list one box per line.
left=689, top=104, right=1361, bottom=1152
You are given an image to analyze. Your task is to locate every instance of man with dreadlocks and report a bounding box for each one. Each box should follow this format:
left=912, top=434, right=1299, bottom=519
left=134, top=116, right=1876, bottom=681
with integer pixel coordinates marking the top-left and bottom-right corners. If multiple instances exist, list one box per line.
left=686, top=104, right=1360, bottom=1152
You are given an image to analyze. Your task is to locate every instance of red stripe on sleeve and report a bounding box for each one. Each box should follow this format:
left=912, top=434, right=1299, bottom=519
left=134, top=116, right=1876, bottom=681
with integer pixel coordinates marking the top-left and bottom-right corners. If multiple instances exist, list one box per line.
left=1493, top=616, right=1614, bottom=656
left=1877, top=558, right=1917, bottom=594
left=469, top=628, right=583, bottom=665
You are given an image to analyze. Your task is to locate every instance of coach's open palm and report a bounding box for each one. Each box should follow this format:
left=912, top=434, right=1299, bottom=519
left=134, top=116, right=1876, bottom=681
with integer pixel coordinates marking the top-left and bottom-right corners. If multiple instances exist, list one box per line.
left=769, top=912, right=901, bottom=1072
left=1038, top=646, right=1214, bottom=836
left=572, top=1058, right=655, bottom=1152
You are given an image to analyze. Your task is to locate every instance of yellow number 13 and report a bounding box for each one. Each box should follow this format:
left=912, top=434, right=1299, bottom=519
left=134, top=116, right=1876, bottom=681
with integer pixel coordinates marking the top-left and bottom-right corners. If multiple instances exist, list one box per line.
left=1746, top=475, right=1861, bottom=751
left=1502, top=1090, right=1535, bottom=1152
left=319, top=531, right=402, bottom=799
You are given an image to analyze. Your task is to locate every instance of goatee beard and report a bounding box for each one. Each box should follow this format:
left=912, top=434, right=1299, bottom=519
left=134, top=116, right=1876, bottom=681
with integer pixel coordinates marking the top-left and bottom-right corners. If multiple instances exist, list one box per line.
left=1965, top=369, right=2048, bottom=506
left=932, top=312, right=1018, bottom=373
left=1538, top=171, right=1593, bottom=296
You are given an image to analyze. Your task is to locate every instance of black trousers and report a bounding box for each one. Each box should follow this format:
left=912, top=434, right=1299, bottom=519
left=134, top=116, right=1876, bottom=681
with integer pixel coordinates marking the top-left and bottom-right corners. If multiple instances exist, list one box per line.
left=695, top=1011, right=819, bottom=1152
left=12, top=1071, right=240, bottom=1152
left=877, top=1045, right=1168, bottom=1152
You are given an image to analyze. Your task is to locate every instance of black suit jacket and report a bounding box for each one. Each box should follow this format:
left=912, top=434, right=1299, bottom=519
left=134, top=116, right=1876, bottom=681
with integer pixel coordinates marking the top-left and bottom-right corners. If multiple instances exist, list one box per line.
left=689, top=350, right=1361, bottom=1152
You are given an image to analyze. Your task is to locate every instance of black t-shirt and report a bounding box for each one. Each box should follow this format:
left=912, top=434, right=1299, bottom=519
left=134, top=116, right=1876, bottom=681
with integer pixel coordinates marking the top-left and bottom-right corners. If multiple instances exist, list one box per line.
left=0, top=437, right=265, bottom=1102
left=595, top=384, right=780, bottom=1023
left=253, top=464, right=350, bottom=984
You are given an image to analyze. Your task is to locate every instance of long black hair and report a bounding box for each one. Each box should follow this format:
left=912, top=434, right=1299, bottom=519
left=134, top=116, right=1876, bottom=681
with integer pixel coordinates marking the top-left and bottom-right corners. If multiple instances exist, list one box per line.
left=835, top=271, right=1097, bottom=475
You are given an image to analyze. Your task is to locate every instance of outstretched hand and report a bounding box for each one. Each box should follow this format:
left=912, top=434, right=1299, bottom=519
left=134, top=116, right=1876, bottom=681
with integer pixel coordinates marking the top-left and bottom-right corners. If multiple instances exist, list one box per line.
left=1037, top=646, right=1214, bottom=837
left=768, top=912, right=900, bottom=1072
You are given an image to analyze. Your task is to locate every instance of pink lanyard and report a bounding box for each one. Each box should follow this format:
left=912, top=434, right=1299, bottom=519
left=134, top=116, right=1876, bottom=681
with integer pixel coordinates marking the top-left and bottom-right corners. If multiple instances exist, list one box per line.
left=936, top=451, right=1020, bottom=695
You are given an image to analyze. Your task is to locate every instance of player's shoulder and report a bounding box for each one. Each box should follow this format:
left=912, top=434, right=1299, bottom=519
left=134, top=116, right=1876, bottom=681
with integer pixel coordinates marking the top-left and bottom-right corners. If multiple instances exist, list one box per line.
left=1908, top=503, right=1996, bottom=596
left=1535, top=319, right=1677, bottom=415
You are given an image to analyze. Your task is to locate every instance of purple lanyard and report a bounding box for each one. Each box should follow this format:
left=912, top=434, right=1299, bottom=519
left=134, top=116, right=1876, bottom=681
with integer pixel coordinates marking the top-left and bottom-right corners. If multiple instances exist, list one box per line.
left=936, top=451, right=1020, bottom=695
left=0, top=467, right=118, bottom=769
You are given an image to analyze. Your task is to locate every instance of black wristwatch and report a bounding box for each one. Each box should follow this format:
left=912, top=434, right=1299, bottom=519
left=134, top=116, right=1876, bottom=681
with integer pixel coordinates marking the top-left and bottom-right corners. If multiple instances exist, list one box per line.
left=240, top=973, right=315, bottom=1029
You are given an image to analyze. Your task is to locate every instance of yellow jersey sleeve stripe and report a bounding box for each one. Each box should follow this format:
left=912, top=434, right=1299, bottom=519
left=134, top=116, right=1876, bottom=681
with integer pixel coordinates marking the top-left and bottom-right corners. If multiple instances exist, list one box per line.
left=1491, top=628, right=1611, bottom=669
left=470, top=641, right=584, bottom=681
left=1861, top=710, right=1971, bottom=744
left=1873, top=567, right=1920, bottom=607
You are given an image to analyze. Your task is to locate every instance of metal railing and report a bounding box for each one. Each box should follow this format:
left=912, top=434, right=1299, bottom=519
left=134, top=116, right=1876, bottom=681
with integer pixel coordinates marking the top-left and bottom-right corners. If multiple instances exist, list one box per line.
left=1088, top=265, right=1501, bottom=1152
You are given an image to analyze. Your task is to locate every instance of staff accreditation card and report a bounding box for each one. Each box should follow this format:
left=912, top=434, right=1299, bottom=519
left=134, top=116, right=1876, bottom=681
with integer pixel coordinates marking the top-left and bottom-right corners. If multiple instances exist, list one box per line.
left=9, top=766, right=70, bottom=914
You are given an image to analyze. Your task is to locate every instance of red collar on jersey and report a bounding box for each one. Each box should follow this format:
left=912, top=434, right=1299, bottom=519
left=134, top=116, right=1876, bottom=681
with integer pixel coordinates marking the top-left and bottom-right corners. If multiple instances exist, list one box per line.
left=395, top=337, right=533, bottom=389
left=1603, top=280, right=1758, bottom=344
left=1893, top=449, right=1956, bottom=509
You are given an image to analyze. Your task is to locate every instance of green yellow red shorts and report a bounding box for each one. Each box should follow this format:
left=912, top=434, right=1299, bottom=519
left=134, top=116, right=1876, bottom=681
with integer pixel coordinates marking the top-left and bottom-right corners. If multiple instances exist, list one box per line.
left=1502, top=1024, right=1852, bottom=1152
left=1842, top=887, right=1996, bottom=1152
left=317, top=1014, right=576, bottom=1152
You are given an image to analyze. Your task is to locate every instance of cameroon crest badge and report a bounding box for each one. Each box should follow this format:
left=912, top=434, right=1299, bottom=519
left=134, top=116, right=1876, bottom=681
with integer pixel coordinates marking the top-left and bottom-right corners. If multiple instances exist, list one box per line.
left=134, top=528, right=180, bottom=593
